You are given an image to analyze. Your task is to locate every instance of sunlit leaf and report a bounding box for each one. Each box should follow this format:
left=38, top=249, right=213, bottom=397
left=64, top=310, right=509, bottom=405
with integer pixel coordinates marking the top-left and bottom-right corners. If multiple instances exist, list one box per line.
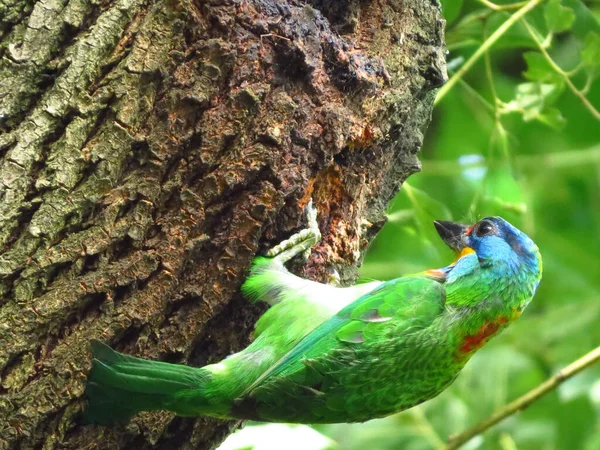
left=505, top=82, right=565, bottom=124
left=544, top=0, right=576, bottom=33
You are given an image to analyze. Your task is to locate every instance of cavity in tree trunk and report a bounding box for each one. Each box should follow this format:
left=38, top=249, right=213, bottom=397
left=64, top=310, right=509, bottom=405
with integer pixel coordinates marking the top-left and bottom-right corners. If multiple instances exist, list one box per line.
left=0, top=0, right=445, bottom=448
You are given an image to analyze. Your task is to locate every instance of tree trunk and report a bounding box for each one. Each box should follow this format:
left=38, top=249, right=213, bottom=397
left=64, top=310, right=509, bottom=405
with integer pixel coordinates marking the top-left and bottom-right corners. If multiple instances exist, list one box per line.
left=0, top=0, right=445, bottom=448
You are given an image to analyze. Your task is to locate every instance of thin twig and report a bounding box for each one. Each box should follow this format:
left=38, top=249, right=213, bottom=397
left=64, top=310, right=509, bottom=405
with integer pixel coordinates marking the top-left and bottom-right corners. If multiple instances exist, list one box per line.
left=521, top=19, right=600, bottom=121
left=435, top=0, right=544, bottom=106
left=478, top=0, right=529, bottom=11
left=441, top=345, right=600, bottom=450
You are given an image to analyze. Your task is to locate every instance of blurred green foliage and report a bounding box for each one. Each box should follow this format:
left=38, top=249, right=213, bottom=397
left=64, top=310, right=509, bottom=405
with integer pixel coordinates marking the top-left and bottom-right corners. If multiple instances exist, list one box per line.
left=219, top=0, right=600, bottom=448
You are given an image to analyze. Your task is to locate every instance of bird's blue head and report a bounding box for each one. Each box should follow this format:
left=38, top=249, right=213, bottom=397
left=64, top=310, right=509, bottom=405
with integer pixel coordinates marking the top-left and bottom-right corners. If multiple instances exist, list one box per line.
left=434, top=217, right=542, bottom=281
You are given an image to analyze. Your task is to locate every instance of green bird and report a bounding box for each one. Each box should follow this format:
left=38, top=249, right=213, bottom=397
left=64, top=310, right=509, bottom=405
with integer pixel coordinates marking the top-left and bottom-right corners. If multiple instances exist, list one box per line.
left=84, top=204, right=542, bottom=425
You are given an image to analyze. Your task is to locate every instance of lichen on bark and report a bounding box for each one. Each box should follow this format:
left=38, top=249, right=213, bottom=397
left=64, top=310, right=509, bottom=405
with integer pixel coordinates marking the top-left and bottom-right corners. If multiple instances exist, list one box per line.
left=0, top=0, right=446, bottom=448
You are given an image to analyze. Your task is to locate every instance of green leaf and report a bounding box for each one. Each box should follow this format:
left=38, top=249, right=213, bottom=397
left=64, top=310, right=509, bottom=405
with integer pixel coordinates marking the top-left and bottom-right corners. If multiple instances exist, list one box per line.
left=508, top=82, right=564, bottom=117
left=486, top=11, right=534, bottom=50
left=402, top=183, right=453, bottom=226
left=523, top=52, right=561, bottom=83
left=447, top=9, right=532, bottom=52
left=580, top=32, right=600, bottom=69
left=505, top=82, right=566, bottom=128
left=544, top=0, right=576, bottom=33
left=445, top=9, right=485, bottom=51
left=401, top=183, right=453, bottom=258
left=440, top=0, right=464, bottom=26
left=537, top=106, right=567, bottom=130
left=562, top=0, right=600, bottom=41
left=482, top=165, right=527, bottom=217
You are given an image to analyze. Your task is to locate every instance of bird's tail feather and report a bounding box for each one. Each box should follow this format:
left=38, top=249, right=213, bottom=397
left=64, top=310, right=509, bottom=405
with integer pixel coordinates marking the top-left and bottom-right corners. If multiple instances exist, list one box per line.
left=83, top=340, right=208, bottom=425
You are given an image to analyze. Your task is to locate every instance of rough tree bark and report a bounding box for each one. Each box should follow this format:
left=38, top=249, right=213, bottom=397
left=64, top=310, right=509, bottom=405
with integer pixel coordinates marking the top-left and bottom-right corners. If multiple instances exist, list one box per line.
left=0, top=0, right=445, bottom=449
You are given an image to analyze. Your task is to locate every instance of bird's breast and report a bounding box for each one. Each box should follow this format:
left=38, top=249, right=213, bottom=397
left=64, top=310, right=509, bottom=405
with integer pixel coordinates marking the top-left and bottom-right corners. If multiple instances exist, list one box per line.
left=454, top=309, right=521, bottom=359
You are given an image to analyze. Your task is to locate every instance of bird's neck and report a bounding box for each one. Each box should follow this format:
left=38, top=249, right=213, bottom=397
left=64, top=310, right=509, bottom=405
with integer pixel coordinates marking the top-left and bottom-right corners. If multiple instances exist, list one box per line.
left=435, top=253, right=541, bottom=359
left=443, top=254, right=539, bottom=314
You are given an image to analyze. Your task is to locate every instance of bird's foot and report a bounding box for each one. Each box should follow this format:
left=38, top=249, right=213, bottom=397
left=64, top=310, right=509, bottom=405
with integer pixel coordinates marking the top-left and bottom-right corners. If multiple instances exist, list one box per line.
left=266, top=199, right=321, bottom=264
left=327, top=268, right=341, bottom=287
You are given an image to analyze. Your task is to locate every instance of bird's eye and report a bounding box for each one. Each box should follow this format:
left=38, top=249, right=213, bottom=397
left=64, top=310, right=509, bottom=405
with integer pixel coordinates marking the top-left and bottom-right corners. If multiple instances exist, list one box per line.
left=475, top=220, right=495, bottom=237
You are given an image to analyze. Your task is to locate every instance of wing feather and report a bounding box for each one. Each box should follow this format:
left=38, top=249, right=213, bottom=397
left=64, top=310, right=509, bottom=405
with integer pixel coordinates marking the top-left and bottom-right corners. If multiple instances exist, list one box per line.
left=239, top=276, right=445, bottom=401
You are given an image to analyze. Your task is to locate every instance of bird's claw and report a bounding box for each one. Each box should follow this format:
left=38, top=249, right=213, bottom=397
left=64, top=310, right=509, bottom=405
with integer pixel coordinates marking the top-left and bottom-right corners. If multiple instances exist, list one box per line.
left=266, top=199, right=322, bottom=264
left=327, top=268, right=341, bottom=287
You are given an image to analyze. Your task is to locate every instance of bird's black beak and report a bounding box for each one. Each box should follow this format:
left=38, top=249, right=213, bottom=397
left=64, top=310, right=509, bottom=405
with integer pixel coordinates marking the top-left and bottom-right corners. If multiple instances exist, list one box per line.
left=433, top=220, right=470, bottom=253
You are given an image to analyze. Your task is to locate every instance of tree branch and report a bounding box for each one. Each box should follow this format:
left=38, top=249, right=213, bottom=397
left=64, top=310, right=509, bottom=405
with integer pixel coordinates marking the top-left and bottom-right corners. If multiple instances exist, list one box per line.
left=442, top=345, right=600, bottom=450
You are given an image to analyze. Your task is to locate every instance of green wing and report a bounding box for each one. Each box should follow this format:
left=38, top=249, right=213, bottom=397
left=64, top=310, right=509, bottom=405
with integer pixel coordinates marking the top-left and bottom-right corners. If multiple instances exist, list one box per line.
left=234, top=276, right=446, bottom=422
